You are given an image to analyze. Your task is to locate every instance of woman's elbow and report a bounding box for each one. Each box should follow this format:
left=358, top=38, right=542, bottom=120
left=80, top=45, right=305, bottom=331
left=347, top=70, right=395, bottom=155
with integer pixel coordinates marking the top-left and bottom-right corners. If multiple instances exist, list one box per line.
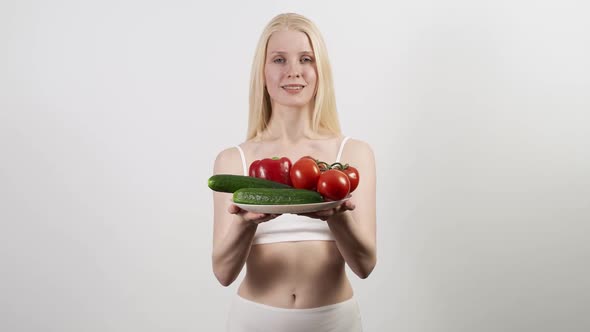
left=215, top=274, right=233, bottom=287
left=356, top=256, right=377, bottom=279
left=213, top=267, right=236, bottom=287
left=212, top=256, right=236, bottom=287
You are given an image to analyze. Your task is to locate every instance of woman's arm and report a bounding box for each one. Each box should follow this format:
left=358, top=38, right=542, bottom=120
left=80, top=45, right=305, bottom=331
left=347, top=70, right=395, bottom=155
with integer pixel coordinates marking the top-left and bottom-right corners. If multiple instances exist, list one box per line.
left=300, top=139, right=377, bottom=278
left=328, top=140, right=377, bottom=278
left=211, top=148, right=279, bottom=286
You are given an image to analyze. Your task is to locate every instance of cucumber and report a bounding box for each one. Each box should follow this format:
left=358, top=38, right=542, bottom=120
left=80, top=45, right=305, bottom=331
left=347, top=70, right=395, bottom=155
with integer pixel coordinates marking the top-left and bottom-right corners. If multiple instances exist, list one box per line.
left=233, top=188, right=324, bottom=205
left=208, top=174, right=291, bottom=193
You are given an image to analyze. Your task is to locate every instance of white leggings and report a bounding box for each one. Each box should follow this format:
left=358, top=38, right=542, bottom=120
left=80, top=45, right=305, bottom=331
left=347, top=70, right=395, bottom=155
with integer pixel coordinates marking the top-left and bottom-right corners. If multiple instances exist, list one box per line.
left=226, top=295, right=363, bottom=332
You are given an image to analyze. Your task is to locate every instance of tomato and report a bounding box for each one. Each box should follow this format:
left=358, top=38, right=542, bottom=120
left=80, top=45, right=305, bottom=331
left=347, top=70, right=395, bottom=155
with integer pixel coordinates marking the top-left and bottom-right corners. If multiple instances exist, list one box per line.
left=317, top=169, right=350, bottom=201
left=342, top=166, right=360, bottom=192
left=290, top=157, right=321, bottom=190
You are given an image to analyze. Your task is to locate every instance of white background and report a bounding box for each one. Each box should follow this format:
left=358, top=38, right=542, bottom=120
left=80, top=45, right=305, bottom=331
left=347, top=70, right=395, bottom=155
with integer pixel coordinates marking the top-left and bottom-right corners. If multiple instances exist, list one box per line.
left=1, top=0, right=589, bottom=331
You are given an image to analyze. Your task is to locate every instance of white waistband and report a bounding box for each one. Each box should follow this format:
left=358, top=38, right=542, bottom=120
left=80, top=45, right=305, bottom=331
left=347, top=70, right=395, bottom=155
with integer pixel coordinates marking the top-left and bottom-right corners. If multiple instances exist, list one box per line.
left=234, top=295, right=356, bottom=313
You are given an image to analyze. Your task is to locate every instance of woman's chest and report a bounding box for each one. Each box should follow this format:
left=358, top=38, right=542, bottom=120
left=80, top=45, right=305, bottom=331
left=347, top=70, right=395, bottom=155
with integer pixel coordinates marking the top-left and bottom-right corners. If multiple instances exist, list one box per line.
left=245, top=139, right=343, bottom=166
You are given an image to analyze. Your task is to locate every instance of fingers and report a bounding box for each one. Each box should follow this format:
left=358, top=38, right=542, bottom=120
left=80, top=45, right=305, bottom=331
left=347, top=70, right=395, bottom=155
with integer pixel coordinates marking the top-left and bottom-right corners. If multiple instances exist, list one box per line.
left=344, top=200, right=356, bottom=211
left=298, top=201, right=356, bottom=221
left=228, top=204, right=241, bottom=214
left=337, top=200, right=355, bottom=214
left=247, top=213, right=280, bottom=224
left=298, top=209, right=334, bottom=221
left=228, top=205, right=281, bottom=224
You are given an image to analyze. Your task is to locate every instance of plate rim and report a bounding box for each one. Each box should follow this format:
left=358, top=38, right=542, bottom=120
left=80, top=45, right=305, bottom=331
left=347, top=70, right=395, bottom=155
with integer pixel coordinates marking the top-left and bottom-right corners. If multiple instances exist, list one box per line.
left=230, top=195, right=351, bottom=213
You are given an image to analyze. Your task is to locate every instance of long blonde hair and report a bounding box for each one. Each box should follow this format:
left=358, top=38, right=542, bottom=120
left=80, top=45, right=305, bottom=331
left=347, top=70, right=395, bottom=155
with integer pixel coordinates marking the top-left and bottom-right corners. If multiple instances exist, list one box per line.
left=247, top=13, right=341, bottom=140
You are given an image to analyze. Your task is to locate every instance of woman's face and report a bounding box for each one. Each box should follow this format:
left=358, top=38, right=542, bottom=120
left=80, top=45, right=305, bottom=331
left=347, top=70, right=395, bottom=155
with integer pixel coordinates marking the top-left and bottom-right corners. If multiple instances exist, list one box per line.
left=264, top=29, right=318, bottom=109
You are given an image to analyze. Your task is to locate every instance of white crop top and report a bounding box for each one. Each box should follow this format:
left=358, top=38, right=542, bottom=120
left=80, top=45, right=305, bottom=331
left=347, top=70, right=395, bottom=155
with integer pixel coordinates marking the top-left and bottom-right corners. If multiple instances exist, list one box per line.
left=235, top=136, right=350, bottom=245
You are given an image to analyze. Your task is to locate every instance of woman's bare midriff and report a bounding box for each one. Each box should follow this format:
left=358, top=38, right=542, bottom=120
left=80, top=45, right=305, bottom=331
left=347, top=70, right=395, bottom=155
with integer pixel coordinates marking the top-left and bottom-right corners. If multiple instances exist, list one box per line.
left=237, top=240, right=353, bottom=309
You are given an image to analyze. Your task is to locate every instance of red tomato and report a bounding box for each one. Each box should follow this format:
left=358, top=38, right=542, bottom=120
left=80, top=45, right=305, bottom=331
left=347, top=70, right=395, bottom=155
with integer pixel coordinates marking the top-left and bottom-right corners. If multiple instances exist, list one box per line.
left=317, top=169, right=350, bottom=201
left=290, top=157, right=321, bottom=190
left=342, top=166, right=360, bottom=192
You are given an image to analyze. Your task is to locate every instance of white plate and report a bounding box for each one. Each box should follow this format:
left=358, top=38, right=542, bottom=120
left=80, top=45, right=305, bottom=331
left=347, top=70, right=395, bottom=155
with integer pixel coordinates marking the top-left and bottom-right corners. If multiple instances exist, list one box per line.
left=232, top=196, right=351, bottom=214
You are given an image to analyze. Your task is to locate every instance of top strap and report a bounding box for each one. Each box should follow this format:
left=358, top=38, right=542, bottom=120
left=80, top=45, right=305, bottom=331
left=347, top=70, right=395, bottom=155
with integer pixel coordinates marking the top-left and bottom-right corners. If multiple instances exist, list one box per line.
left=235, top=145, right=248, bottom=176
left=335, top=136, right=350, bottom=162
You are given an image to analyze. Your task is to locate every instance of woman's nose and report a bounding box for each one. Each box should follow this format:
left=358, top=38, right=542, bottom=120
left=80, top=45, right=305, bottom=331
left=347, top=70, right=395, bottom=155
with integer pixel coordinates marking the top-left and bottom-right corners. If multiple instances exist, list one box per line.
left=286, top=64, right=301, bottom=78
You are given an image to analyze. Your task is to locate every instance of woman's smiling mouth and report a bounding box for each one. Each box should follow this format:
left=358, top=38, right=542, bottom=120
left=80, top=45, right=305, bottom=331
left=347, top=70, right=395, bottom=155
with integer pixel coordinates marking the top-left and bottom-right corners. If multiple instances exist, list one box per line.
left=281, top=84, right=306, bottom=93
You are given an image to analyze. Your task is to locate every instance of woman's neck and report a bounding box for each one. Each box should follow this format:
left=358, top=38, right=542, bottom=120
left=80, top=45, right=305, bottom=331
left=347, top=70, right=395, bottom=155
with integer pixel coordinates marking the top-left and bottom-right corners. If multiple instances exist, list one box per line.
left=263, top=104, right=315, bottom=144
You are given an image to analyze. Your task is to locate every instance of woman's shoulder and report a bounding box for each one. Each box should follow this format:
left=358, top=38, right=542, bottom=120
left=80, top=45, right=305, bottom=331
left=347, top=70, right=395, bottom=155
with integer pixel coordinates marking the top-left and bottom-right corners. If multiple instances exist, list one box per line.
left=341, top=136, right=375, bottom=162
left=215, top=145, right=239, bottom=159
left=213, top=145, right=243, bottom=175
left=344, top=136, right=373, bottom=152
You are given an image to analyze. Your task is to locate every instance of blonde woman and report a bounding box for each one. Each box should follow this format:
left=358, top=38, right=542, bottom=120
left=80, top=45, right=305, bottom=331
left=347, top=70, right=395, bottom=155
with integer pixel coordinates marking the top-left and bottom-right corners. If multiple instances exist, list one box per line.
left=212, top=13, right=376, bottom=332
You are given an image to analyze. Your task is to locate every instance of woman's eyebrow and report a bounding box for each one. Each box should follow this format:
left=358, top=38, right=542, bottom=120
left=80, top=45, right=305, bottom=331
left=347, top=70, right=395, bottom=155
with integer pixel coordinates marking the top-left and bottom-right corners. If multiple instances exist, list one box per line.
left=270, top=51, right=314, bottom=55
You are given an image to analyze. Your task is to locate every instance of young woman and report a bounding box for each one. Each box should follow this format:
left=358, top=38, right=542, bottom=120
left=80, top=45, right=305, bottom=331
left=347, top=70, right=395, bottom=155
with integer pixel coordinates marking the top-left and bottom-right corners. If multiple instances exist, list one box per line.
left=211, top=13, right=376, bottom=332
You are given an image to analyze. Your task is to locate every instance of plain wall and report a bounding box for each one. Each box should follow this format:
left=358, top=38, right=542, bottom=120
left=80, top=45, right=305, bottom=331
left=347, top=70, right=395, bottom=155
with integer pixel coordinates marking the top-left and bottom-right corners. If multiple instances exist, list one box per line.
left=1, top=0, right=589, bottom=331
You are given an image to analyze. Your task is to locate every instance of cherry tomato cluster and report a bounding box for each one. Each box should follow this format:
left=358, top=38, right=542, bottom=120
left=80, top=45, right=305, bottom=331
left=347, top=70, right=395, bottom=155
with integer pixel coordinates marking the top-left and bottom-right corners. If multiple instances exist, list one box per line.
left=290, top=156, right=360, bottom=201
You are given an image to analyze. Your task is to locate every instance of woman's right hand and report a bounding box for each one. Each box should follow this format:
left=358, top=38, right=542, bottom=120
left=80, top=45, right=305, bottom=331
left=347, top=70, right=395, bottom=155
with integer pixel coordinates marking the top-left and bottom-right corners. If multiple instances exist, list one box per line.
left=228, top=204, right=281, bottom=225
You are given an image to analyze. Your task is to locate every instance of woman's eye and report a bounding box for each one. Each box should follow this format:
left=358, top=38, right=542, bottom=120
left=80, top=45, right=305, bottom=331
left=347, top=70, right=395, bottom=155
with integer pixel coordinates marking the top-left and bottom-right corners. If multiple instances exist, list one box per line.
left=301, top=57, right=313, bottom=63
left=273, top=58, right=285, bottom=64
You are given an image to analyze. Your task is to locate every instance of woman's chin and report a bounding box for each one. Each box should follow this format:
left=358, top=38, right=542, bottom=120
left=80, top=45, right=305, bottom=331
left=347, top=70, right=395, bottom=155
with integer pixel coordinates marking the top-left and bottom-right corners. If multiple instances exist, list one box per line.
left=273, top=98, right=313, bottom=109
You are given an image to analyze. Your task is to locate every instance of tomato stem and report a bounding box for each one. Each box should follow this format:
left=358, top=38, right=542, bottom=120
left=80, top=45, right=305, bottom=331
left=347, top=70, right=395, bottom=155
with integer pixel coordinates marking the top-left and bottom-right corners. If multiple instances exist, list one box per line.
left=329, top=162, right=349, bottom=170
left=317, top=161, right=330, bottom=171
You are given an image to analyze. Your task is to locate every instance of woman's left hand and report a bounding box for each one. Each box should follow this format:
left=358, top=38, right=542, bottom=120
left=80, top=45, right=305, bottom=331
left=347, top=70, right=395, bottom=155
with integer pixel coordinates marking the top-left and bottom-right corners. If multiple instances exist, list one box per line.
left=297, top=200, right=356, bottom=221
